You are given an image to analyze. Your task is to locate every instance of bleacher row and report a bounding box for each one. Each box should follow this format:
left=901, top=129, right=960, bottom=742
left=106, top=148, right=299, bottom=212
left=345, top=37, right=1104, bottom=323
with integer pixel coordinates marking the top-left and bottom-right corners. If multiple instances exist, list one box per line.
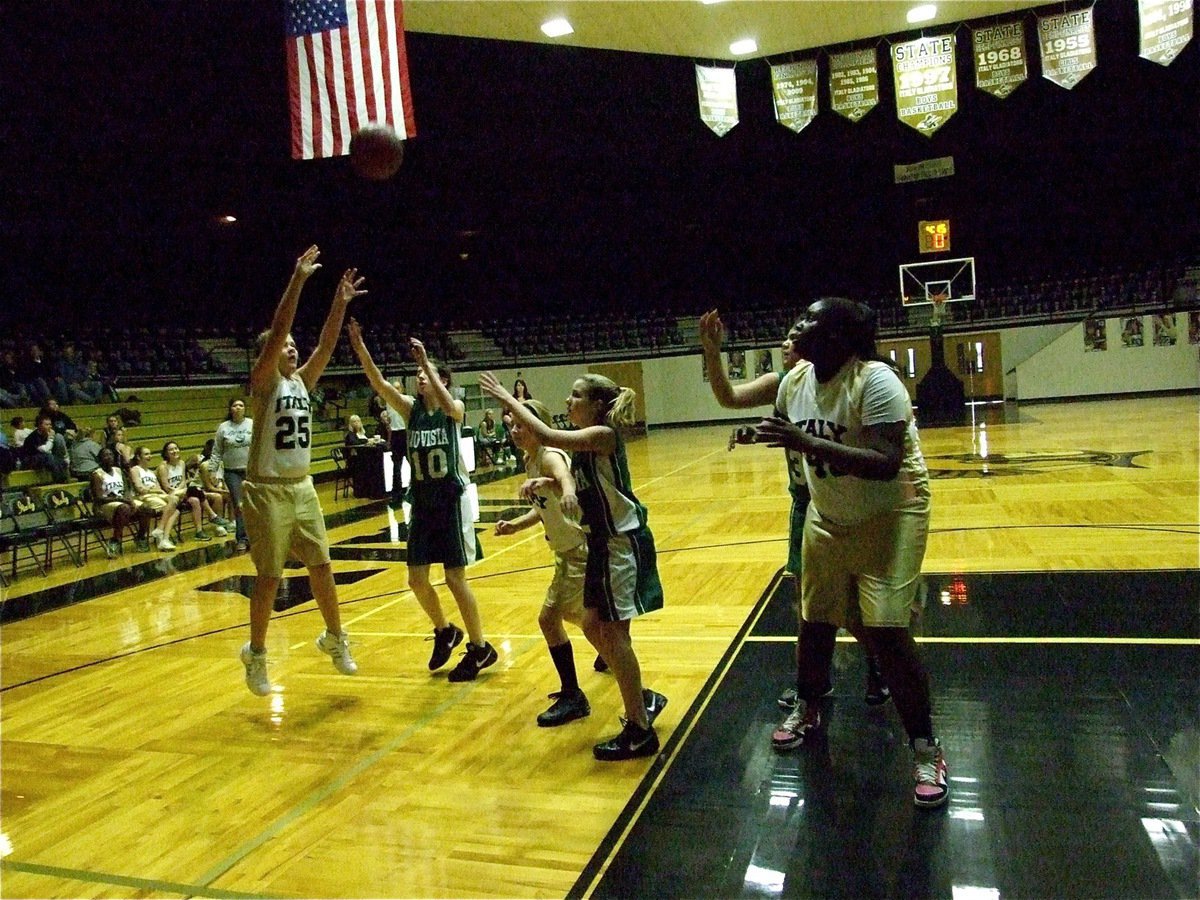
left=1, top=387, right=351, bottom=582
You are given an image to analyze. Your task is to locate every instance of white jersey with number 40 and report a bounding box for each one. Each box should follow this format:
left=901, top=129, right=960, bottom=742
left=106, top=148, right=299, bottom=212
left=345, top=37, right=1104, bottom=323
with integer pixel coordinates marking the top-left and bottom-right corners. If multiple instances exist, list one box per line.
left=248, top=374, right=313, bottom=479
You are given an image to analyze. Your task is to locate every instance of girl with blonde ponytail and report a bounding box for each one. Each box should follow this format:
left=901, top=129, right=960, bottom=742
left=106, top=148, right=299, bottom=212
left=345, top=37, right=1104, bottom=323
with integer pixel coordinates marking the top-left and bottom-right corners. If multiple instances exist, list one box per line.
left=481, top=371, right=667, bottom=761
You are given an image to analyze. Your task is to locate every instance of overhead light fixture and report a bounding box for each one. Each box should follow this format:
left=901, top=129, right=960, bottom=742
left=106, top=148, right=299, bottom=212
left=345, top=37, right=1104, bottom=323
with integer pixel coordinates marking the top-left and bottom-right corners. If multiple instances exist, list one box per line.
left=541, top=17, right=573, bottom=38
left=700, top=0, right=728, bottom=5
left=907, top=4, right=937, bottom=23
left=729, top=37, right=757, bottom=55
left=217, top=215, right=237, bottom=224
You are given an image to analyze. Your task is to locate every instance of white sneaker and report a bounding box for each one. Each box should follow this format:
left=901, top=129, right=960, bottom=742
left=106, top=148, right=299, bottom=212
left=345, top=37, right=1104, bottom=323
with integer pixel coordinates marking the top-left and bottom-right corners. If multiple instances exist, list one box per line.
left=149, top=528, right=163, bottom=543
left=316, top=629, right=358, bottom=675
left=157, top=536, right=176, bottom=551
left=213, top=524, right=228, bottom=537
left=240, top=642, right=270, bottom=696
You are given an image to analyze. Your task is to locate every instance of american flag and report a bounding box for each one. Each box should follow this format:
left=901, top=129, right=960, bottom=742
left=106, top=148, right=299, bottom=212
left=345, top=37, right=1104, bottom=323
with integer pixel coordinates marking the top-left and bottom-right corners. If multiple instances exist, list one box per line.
left=285, top=0, right=417, bottom=160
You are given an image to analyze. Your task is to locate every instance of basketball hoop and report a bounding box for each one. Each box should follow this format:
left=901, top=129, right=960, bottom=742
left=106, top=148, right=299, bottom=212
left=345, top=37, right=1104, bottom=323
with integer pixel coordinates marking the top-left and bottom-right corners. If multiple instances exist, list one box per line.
left=929, top=292, right=948, bottom=326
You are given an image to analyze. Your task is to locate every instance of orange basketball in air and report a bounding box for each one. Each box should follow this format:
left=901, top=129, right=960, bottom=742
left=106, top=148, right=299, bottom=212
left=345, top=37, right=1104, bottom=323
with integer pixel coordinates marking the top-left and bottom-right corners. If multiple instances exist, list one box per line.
left=350, top=123, right=404, bottom=180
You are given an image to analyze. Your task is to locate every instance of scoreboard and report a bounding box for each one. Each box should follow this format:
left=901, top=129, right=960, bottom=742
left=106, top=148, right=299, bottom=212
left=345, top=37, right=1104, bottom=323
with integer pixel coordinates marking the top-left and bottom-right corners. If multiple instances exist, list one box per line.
left=919, top=219, right=951, bottom=254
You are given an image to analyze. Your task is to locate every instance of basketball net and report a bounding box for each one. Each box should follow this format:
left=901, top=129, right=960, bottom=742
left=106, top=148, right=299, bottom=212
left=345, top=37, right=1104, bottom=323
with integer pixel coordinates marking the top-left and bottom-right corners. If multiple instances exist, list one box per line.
left=929, top=292, right=948, bottom=327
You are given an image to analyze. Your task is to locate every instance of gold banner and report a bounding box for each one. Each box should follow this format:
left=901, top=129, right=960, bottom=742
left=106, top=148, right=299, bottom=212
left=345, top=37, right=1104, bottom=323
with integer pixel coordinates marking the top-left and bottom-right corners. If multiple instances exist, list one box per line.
left=892, top=34, right=959, bottom=136
left=1038, top=7, right=1098, bottom=89
left=695, top=65, right=739, bottom=136
left=972, top=21, right=1028, bottom=98
left=770, top=60, right=819, bottom=133
left=829, top=49, right=879, bottom=122
left=1139, top=0, right=1193, bottom=65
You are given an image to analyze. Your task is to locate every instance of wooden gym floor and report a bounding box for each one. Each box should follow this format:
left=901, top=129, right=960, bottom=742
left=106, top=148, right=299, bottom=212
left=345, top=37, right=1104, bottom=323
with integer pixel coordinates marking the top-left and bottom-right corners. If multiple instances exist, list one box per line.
left=0, top=394, right=1197, bottom=898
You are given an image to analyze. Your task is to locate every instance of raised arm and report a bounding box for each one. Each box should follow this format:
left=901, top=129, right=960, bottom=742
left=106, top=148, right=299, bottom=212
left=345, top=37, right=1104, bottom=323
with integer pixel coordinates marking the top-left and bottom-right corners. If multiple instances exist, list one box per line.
left=478, top=372, right=615, bottom=456
left=346, top=319, right=413, bottom=420
left=410, top=338, right=464, bottom=423
left=298, top=268, right=366, bottom=390
left=700, top=309, right=781, bottom=409
left=251, top=245, right=321, bottom=393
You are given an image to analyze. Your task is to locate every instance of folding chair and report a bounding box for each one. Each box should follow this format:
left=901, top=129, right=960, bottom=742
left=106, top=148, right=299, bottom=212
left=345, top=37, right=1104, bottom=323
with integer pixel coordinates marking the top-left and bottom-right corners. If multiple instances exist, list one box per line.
left=330, top=448, right=352, bottom=501
left=18, top=491, right=81, bottom=569
left=1, top=497, right=48, bottom=584
left=45, top=486, right=106, bottom=562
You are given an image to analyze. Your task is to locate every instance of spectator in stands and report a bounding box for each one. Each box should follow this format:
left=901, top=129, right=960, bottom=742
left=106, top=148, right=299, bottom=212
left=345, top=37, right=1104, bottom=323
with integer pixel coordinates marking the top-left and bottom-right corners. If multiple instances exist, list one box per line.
left=69, top=426, right=104, bottom=480
left=90, top=447, right=144, bottom=556
left=476, top=409, right=501, bottom=464
left=17, top=342, right=54, bottom=406
left=21, top=413, right=69, bottom=482
left=103, top=414, right=122, bottom=445
left=86, top=349, right=121, bottom=401
left=513, top=378, right=533, bottom=401
left=211, top=398, right=252, bottom=552
left=40, top=400, right=77, bottom=442
left=184, top=450, right=230, bottom=537
left=129, top=446, right=181, bottom=551
left=108, top=426, right=135, bottom=469
left=157, top=440, right=219, bottom=541
left=344, top=414, right=376, bottom=446
left=0, top=350, right=27, bottom=408
left=499, top=408, right=517, bottom=465
left=55, top=344, right=105, bottom=404
left=198, top=439, right=234, bottom=532
left=11, top=415, right=32, bottom=448
left=0, top=427, right=13, bottom=476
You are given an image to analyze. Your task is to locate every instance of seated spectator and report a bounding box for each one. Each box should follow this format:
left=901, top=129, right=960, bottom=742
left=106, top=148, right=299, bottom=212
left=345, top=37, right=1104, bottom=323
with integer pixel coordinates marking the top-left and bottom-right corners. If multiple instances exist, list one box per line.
left=0, top=427, right=14, bottom=476
left=21, top=414, right=69, bottom=482
left=129, top=446, right=181, bottom=551
left=69, top=426, right=104, bottom=480
left=102, top=413, right=123, bottom=445
left=0, top=350, right=27, bottom=408
left=17, top=342, right=54, bottom=406
left=184, top=451, right=231, bottom=536
left=498, top=408, right=518, bottom=466
left=197, top=440, right=234, bottom=531
left=39, top=399, right=78, bottom=443
left=55, top=343, right=105, bottom=404
left=157, top=440, right=221, bottom=542
left=11, top=415, right=32, bottom=448
left=344, top=414, right=379, bottom=447
left=475, top=409, right=501, bottom=463
left=90, top=447, right=149, bottom=555
left=107, top=426, right=135, bottom=469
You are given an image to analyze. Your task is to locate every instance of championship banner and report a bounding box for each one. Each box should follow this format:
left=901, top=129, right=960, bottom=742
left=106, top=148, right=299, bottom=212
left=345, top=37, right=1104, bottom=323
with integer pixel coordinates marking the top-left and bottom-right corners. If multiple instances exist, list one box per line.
left=1139, top=0, right=1193, bottom=65
left=695, top=64, right=739, bottom=136
left=829, top=49, right=879, bottom=122
left=770, top=60, right=819, bottom=133
left=1038, top=7, right=1098, bottom=89
left=891, top=34, right=958, bottom=136
left=972, top=21, right=1028, bottom=97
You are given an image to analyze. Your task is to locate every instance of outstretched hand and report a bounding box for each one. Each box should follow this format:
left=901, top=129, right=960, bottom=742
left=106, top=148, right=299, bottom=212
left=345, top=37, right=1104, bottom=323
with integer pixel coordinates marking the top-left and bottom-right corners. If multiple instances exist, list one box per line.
left=336, top=268, right=367, bottom=305
left=518, top=477, right=554, bottom=503
left=409, top=337, right=428, bottom=367
left=698, top=309, right=725, bottom=353
left=754, top=416, right=805, bottom=451
left=478, top=371, right=513, bottom=403
left=295, top=245, right=321, bottom=279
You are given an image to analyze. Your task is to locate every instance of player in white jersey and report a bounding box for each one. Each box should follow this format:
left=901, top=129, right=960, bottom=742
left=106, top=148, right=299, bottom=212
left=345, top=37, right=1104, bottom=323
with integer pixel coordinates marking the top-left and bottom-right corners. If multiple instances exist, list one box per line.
left=238, top=246, right=365, bottom=697
left=481, top=371, right=667, bottom=762
left=698, top=310, right=890, bottom=712
left=493, top=399, right=593, bottom=727
left=756, top=297, right=948, bottom=808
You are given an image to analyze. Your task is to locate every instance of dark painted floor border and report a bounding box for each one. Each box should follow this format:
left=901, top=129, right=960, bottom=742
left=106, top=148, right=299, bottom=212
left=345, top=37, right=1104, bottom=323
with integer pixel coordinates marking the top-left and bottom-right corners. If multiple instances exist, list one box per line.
left=566, top=568, right=787, bottom=900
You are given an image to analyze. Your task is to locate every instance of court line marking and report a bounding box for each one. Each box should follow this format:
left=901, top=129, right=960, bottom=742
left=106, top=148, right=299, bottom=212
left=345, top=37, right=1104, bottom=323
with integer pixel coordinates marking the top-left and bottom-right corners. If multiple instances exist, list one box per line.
left=0, top=859, right=280, bottom=899
left=746, top=635, right=1200, bottom=645
left=569, top=570, right=785, bottom=899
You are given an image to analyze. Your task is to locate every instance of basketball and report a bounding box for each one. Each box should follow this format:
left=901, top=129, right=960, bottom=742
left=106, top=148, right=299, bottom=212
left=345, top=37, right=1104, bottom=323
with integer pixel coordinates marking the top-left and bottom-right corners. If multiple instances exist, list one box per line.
left=350, top=123, right=404, bottom=180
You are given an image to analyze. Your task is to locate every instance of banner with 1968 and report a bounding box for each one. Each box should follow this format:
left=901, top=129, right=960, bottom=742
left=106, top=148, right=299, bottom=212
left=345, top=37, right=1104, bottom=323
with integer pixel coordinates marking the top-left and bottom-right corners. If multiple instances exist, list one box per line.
left=972, top=20, right=1028, bottom=97
left=695, top=65, right=739, bottom=136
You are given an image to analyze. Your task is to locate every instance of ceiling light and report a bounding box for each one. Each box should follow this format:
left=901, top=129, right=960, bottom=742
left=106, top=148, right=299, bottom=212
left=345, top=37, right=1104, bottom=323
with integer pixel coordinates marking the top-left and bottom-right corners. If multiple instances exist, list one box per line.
left=700, top=0, right=728, bottom=5
left=907, top=4, right=937, bottom=23
left=541, top=17, right=573, bottom=38
left=217, top=215, right=237, bottom=224
left=729, top=38, right=757, bottom=55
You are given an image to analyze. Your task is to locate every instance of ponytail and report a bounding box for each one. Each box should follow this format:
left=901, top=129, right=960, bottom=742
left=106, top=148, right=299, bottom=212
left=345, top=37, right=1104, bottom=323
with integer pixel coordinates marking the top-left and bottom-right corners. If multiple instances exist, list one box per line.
left=578, top=374, right=637, bottom=428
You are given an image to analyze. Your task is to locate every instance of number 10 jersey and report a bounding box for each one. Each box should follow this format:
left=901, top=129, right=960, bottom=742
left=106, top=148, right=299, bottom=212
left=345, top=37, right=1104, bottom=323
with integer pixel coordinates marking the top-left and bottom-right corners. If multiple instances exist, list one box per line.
left=405, top=396, right=470, bottom=503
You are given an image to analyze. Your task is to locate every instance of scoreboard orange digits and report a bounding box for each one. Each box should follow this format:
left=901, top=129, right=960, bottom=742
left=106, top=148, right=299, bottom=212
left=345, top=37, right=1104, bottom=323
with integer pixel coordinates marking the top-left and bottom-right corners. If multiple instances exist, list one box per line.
left=919, top=219, right=951, bottom=254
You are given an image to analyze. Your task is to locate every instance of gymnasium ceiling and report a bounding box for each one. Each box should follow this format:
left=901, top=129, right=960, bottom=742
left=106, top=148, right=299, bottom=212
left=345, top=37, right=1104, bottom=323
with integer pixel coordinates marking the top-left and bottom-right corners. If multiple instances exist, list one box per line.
left=404, top=1, right=1052, bottom=60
